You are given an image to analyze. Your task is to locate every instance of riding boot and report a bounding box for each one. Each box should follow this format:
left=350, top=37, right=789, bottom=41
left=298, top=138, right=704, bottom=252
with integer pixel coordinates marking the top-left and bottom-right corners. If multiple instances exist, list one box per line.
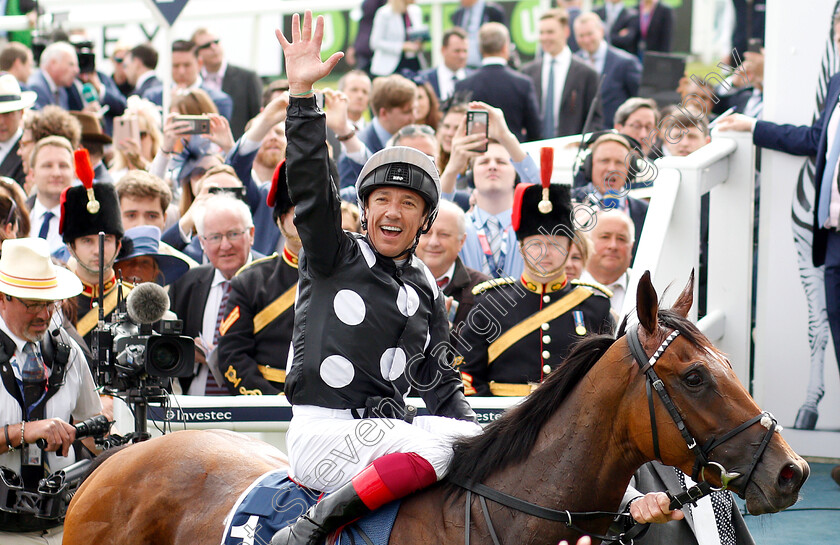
left=270, top=481, right=369, bottom=545
left=271, top=452, right=438, bottom=545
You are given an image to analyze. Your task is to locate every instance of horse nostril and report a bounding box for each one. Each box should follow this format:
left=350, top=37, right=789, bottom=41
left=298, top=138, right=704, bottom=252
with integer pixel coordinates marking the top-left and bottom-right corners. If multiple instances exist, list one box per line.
left=778, top=463, right=799, bottom=489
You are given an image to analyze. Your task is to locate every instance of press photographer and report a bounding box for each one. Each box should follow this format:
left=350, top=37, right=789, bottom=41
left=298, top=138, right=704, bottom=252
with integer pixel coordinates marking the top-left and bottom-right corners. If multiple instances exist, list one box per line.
left=0, top=238, right=103, bottom=544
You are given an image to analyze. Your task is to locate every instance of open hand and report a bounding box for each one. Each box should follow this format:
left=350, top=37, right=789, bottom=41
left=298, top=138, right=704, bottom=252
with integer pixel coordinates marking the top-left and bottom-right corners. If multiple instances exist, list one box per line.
left=275, top=11, right=344, bottom=95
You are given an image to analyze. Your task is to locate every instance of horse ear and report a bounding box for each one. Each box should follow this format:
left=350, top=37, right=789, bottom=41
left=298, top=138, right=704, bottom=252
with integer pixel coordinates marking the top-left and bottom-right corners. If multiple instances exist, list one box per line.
left=671, top=269, right=695, bottom=319
left=636, top=270, right=659, bottom=334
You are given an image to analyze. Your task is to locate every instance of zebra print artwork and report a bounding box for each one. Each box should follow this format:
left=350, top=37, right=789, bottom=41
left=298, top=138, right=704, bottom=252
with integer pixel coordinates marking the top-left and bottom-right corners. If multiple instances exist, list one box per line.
left=790, top=1, right=840, bottom=429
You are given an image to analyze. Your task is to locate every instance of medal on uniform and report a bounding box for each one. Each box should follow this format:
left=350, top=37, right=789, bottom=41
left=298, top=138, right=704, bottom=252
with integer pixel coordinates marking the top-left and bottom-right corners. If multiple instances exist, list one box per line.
left=573, top=310, right=586, bottom=336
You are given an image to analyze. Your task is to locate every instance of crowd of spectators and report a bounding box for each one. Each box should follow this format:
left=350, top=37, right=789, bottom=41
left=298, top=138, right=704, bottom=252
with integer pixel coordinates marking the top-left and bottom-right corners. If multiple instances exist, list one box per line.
left=0, top=1, right=759, bottom=400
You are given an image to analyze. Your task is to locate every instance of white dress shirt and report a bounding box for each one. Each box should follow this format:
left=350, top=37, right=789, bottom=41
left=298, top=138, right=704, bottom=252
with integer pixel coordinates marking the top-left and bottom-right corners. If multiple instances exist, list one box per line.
left=580, top=269, right=629, bottom=312
left=29, top=199, right=63, bottom=254
left=436, top=65, right=467, bottom=101
left=541, top=47, right=572, bottom=122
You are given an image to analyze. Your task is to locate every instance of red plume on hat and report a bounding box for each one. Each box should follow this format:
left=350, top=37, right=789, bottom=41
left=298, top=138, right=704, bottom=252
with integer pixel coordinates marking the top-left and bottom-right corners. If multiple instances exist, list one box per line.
left=74, top=148, right=100, bottom=214
left=266, top=161, right=294, bottom=213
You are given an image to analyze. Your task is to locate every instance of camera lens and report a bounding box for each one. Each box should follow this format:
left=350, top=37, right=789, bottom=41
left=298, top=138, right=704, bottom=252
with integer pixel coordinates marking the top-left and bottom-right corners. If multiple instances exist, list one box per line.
left=148, top=340, right=180, bottom=373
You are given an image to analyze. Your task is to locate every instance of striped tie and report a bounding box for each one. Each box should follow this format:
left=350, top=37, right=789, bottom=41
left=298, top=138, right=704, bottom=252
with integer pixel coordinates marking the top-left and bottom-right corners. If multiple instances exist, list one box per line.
left=205, top=281, right=231, bottom=395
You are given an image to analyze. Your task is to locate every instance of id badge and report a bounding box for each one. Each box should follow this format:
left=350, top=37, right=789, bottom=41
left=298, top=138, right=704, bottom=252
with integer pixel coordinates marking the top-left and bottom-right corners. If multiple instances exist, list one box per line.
left=21, top=442, right=42, bottom=466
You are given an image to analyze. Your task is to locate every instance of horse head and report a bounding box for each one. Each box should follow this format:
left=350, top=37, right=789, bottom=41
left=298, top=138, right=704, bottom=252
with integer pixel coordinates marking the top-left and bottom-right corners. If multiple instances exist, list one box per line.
left=627, top=270, right=809, bottom=514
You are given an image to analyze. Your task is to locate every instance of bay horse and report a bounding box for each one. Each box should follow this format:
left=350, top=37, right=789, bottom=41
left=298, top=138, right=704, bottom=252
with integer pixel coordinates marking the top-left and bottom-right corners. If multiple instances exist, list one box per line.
left=63, top=272, right=808, bottom=545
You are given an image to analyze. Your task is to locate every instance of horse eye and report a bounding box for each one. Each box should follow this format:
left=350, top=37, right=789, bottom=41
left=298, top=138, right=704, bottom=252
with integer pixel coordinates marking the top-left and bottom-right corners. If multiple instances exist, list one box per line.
left=684, top=371, right=704, bottom=387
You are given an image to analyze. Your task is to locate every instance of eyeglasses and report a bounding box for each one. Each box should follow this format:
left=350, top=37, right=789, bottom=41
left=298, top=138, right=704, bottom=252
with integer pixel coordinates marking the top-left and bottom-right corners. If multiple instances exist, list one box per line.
left=625, top=122, right=655, bottom=133
left=5, top=295, right=56, bottom=313
left=196, top=39, right=220, bottom=51
left=201, top=229, right=248, bottom=246
left=113, top=56, right=125, bottom=64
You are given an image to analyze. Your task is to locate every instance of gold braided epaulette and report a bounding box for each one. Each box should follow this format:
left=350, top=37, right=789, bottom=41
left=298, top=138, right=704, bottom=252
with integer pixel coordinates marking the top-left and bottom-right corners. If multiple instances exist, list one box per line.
left=235, top=253, right=279, bottom=277
left=472, top=276, right=518, bottom=296
left=571, top=279, right=613, bottom=298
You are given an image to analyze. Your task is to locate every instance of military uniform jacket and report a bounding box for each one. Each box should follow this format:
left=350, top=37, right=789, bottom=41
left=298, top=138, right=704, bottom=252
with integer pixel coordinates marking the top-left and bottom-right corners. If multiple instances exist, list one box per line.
left=458, top=275, right=613, bottom=396
left=283, top=97, right=473, bottom=420
left=218, top=250, right=299, bottom=395
left=75, top=275, right=133, bottom=350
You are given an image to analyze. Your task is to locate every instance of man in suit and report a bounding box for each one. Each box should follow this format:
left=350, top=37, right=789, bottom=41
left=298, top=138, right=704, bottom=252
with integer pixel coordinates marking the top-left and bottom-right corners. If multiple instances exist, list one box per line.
left=455, top=23, right=541, bottom=142
left=337, top=70, right=372, bottom=132
left=192, top=28, right=263, bottom=140
left=621, top=462, right=755, bottom=545
left=28, top=42, right=79, bottom=110
left=573, top=134, right=648, bottom=260
left=168, top=192, right=258, bottom=396
left=637, top=0, right=674, bottom=56
left=451, top=0, right=506, bottom=69
left=27, top=136, right=74, bottom=254
left=574, top=12, right=641, bottom=131
left=521, top=8, right=602, bottom=139
left=0, top=42, right=34, bottom=89
left=124, top=43, right=161, bottom=98
left=719, top=75, right=840, bottom=429
left=416, top=199, right=489, bottom=334
left=595, top=0, right=639, bottom=55
left=143, top=40, right=233, bottom=120
left=418, top=27, right=472, bottom=102
left=337, top=74, right=416, bottom=186
left=0, top=74, right=35, bottom=187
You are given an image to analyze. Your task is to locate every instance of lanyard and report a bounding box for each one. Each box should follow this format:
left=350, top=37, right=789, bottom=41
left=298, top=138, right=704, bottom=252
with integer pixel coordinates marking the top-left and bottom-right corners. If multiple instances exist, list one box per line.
left=475, top=219, right=510, bottom=276
left=12, top=355, right=48, bottom=420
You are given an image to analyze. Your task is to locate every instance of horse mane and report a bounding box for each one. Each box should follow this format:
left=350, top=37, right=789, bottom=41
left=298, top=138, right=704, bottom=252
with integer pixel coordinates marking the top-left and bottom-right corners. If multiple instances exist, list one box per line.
left=444, top=308, right=710, bottom=496
left=444, top=333, right=617, bottom=495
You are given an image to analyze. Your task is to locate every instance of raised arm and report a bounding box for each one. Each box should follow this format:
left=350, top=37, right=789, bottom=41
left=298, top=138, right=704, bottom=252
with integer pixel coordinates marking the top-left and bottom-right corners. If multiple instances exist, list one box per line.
left=277, top=12, right=349, bottom=275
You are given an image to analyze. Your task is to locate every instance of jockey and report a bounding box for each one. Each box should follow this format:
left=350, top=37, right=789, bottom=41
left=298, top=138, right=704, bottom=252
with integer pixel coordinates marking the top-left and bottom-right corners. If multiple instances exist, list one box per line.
left=271, top=13, right=480, bottom=545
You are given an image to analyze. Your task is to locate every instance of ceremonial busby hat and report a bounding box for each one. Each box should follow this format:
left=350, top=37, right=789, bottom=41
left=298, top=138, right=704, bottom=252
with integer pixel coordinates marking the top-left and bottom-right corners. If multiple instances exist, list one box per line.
left=60, top=149, right=123, bottom=242
left=266, top=161, right=293, bottom=215
left=511, top=147, right=573, bottom=241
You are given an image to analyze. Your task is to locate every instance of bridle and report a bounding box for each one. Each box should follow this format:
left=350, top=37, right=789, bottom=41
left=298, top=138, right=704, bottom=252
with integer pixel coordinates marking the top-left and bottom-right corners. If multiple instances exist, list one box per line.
left=625, top=324, right=780, bottom=508
left=449, top=324, right=781, bottom=545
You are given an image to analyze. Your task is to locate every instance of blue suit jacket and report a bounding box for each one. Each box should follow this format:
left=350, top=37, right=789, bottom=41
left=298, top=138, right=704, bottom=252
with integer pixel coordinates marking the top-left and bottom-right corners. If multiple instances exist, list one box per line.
left=578, top=46, right=641, bottom=128
left=417, top=66, right=474, bottom=100
left=337, top=123, right=387, bottom=188
left=143, top=84, right=234, bottom=120
left=29, top=70, right=73, bottom=109
left=27, top=70, right=126, bottom=134
left=455, top=64, right=542, bottom=142
left=753, top=72, right=840, bottom=266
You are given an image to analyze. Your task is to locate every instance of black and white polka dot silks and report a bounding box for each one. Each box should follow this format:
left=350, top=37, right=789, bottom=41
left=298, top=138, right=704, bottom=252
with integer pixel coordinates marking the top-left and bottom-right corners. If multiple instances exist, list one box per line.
left=285, top=234, right=460, bottom=413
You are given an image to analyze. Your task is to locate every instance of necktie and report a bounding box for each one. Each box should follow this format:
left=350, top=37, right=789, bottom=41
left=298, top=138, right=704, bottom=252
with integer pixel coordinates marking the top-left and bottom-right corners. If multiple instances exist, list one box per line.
left=542, top=59, right=556, bottom=140
left=817, top=115, right=840, bottom=226
left=21, top=342, right=47, bottom=416
left=206, top=281, right=231, bottom=395
left=436, top=276, right=450, bottom=288
left=38, top=211, right=53, bottom=240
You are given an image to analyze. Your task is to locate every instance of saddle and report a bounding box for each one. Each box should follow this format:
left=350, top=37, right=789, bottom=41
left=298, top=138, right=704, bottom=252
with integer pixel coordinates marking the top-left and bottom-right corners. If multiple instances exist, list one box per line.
left=222, top=470, right=400, bottom=545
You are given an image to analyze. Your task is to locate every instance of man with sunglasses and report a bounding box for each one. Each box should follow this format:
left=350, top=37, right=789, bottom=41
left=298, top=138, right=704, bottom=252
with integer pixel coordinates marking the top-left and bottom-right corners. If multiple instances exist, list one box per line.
left=0, top=238, right=102, bottom=545
left=191, top=28, right=262, bottom=140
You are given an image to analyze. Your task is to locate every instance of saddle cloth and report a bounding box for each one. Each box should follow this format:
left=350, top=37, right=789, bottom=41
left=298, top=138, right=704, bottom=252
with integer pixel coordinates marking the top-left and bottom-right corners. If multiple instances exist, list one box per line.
left=221, top=469, right=401, bottom=545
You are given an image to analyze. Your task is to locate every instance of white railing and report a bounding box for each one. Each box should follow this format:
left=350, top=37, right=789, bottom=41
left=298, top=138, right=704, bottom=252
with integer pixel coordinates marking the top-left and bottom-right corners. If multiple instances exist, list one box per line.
left=625, top=130, right=756, bottom=386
